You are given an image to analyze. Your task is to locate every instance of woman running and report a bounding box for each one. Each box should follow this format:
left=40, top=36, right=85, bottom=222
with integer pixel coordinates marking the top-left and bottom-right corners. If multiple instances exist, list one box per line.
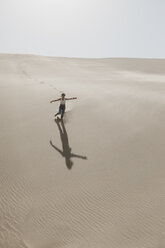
left=50, top=93, right=77, bottom=119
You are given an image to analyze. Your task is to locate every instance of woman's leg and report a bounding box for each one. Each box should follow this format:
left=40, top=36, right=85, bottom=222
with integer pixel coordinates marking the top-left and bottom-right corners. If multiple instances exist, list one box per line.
left=55, top=105, right=62, bottom=116
left=61, top=106, right=65, bottom=119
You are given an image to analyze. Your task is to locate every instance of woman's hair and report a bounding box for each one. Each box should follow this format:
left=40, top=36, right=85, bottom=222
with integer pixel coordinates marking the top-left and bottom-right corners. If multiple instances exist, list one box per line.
left=61, top=93, right=65, bottom=97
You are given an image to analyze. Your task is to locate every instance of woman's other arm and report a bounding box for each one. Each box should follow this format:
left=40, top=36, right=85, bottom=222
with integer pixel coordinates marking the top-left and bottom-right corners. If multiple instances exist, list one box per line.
left=65, top=97, right=77, bottom=100
left=50, top=98, right=61, bottom=103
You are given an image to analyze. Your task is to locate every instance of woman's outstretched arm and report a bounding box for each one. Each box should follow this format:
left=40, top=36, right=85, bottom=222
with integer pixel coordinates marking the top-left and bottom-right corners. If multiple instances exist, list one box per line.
left=50, top=98, right=60, bottom=103
left=65, top=97, right=77, bottom=100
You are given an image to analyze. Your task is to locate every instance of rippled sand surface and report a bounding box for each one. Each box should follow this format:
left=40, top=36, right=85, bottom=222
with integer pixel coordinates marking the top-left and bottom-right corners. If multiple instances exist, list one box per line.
left=0, top=54, right=165, bottom=248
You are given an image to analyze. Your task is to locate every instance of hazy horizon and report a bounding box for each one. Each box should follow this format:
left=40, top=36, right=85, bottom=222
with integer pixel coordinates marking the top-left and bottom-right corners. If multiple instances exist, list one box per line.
left=0, top=0, right=165, bottom=59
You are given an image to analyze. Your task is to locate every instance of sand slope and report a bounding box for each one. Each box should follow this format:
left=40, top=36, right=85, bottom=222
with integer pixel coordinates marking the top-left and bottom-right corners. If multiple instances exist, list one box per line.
left=0, top=54, right=165, bottom=248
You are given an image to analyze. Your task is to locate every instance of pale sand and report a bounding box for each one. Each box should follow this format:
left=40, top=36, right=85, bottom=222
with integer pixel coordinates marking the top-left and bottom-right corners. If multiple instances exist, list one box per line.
left=0, top=54, right=165, bottom=248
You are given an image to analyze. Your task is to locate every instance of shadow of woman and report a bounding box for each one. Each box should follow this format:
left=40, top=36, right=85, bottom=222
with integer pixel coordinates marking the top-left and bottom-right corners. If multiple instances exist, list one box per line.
left=50, top=118, right=87, bottom=169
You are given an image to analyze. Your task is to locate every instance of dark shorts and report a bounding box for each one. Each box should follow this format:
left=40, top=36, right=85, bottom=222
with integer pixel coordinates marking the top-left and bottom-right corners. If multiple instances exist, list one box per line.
left=59, top=104, right=65, bottom=118
left=60, top=104, right=65, bottom=110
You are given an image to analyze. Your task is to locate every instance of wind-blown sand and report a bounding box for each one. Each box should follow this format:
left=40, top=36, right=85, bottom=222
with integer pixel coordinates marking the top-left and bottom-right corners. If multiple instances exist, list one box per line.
left=0, top=54, right=165, bottom=248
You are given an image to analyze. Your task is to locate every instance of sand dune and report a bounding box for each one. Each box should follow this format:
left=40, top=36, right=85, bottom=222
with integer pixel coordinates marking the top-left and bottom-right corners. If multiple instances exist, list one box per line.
left=0, top=54, right=165, bottom=248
